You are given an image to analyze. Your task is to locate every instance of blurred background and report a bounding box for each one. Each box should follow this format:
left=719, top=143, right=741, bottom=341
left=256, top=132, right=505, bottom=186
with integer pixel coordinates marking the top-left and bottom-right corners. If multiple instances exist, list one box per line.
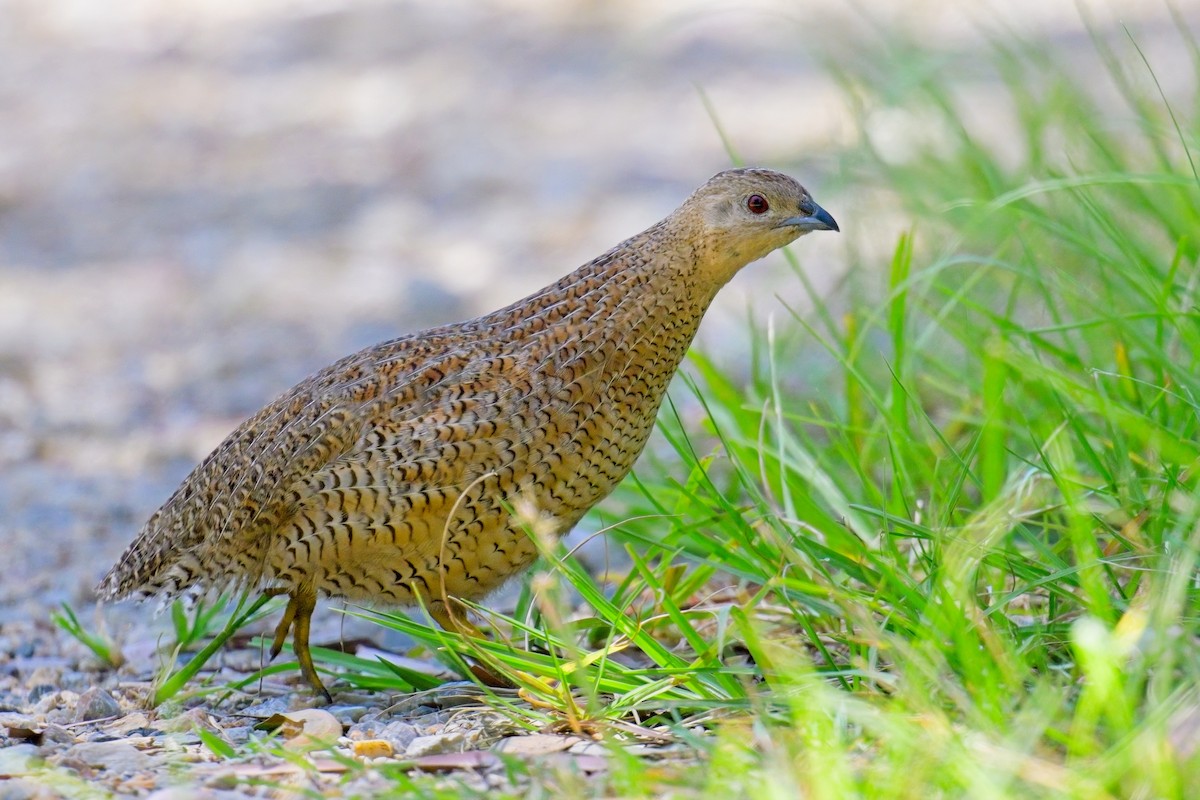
left=0, top=0, right=1194, bottom=623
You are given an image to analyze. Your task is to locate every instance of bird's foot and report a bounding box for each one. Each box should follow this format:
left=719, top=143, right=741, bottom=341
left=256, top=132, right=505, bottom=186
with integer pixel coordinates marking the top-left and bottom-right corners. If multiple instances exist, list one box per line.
left=263, top=588, right=332, bottom=703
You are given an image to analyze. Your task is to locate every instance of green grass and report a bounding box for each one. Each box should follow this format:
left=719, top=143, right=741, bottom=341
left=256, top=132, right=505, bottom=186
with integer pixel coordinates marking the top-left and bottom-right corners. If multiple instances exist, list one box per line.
left=59, top=592, right=283, bottom=706
left=75, top=11, right=1199, bottom=798
left=343, top=14, right=1199, bottom=798
left=51, top=602, right=122, bottom=669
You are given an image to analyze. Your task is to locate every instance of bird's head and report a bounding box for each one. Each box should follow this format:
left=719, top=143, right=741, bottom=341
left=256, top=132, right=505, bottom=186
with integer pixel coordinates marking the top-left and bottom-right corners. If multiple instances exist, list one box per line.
left=676, top=167, right=838, bottom=286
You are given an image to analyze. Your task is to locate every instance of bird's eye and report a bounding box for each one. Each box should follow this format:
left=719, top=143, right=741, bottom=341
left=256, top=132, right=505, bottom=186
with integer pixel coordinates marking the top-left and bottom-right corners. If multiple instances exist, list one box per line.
left=746, top=194, right=769, bottom=214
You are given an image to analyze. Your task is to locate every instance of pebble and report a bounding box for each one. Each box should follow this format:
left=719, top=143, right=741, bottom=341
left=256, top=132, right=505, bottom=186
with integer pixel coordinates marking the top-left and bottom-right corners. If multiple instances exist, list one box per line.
left=379, top=720, right=421, bottom=751
left=0, top=743, right=39, bottom=776
left=347, top=718, right=420, bottom=753
left=405, top=731, right=467, bottom=758
left=233, top=697, right=294, bottom=719
left=493, top=733, right=580, bottom=755
left=39, top=724, right=76, bottom=745
left=64, top=740, right=160, bottom=773
left=221, top=725, right=254, bottom=746
left=33, top=688, right=78, bottom=719
left=157, top=707, right=221, bottom=736
left=277, top=708, right=343, bottom=751
left=568, top=740, right=607, bottom=757
left=326, top=704, right=370, bottom=725
left=351, top=739, right=394, bottom=758
left=25, top=684, right=56, bottom=704
left=104, top=711, right=153, bottom=736
left=73, top=686, right=121, bottom=722
left=0, top=778, right=46, bottom=800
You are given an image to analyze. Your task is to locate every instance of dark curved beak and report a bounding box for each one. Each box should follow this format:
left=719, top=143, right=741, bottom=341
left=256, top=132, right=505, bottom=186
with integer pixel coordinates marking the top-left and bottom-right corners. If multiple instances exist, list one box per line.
left=779, top=202, right=839, bottom=233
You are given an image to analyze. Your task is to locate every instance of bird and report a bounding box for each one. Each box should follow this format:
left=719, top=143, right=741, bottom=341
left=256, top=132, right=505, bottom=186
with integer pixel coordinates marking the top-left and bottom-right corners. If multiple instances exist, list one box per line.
left=97, top=167, right=838, bottom=700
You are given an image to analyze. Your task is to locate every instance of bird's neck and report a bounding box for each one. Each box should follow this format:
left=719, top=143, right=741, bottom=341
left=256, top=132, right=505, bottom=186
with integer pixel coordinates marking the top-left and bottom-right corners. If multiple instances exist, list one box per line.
left=491, top=223, right=719, bottom=412
left=533, top=222, right=720, bottom=338
left=476, top=219, right=737, bottom=394
left=545, top=220, right=724, bottom=309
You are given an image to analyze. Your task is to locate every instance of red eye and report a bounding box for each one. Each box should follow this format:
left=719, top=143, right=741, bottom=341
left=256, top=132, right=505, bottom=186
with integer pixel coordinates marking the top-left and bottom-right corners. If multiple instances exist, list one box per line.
left=746, top=194, right=769, bottom=214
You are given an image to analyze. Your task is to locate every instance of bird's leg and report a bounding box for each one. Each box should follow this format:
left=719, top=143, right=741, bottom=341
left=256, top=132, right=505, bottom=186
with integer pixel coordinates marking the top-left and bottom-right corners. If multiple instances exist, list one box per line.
left=428, top=600, right=501, bottom=685
left=428, top=599, right=485, bottom=639
left=264, top=587, right=331, bottom=703
left=428, top=599, right=542, bottom=690
left=263, top=587, right=296, bottom=660
left=290, top=590, right=330, bottom=703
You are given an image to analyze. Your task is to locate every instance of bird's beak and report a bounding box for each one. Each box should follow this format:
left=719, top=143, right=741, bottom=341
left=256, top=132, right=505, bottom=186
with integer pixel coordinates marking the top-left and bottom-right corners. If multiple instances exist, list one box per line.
left=779, top=202, right=839, bottom=233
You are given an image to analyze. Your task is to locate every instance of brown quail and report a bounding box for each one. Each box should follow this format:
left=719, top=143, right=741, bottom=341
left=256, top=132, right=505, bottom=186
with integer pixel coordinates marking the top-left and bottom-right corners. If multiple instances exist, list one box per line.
left=97, top=168, right=838, bottom=699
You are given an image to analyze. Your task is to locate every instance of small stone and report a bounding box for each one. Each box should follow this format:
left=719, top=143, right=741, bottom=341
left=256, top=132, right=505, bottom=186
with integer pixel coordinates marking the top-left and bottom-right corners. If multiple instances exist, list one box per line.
left=40, top=724, right=76, bottom=745
left=157, top=707, right=224, bottom=751
left=0, top=778, right=47, bottom=800
left=276, top=708, right=343, bottom=751
left=326, top=704, right=369, bottom=725
left=405, top=731, right=467, bottom=758
left=25, top=666, right=62, bottom=689
left=348, top=718, right=420, bottom=754
left=568, top=740, right=606, bottom=757
left=236, top=697, right=293, bottom=718
left=34, top=688, right=78, bottom=719
left=104, top=711, right=152, bottom=736
left=221, top=725, right=254, bottom=746
left=64, top=740, right=159, bottom=774
left=352, top=739, right=394, bottom=759
left=0, top=743, right=39, bottom=776
left=26, top=684, right=56, bottom=704
left=379, top=720, right=420, bottom=752
left=408, top=750, right=499, bottom=772
left=572, top=754, right=608, bottom=773
left=73, top=686, right=122, bottom=722
left=493, top=733, right=579, bottom=756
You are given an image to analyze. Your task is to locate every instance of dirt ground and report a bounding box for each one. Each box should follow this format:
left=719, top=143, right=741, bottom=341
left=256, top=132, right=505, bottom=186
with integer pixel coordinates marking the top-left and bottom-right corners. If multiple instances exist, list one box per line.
left=0, top=1, right=1195, bottom=796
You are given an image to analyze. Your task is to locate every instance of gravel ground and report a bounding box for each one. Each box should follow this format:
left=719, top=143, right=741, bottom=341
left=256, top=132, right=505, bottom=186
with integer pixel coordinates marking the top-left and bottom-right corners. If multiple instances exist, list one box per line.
left=1, top=1, right=1195, bottom=796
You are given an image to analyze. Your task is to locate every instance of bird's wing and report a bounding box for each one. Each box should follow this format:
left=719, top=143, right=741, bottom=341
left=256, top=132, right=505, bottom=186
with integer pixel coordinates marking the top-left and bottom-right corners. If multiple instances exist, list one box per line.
left=95, top=328, right=487, bottom=601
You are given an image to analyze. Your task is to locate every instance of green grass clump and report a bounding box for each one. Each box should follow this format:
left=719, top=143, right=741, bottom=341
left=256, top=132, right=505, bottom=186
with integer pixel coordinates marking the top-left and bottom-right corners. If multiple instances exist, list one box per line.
left=354, top=13, right=1199, bottom=798
left=61, top=593, right=282, bottom=705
